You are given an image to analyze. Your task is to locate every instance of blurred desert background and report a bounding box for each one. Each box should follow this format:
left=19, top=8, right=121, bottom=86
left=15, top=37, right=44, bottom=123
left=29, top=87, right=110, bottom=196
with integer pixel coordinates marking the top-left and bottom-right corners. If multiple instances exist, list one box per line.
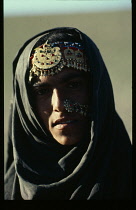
left=4, top=8, right=132, bottom=168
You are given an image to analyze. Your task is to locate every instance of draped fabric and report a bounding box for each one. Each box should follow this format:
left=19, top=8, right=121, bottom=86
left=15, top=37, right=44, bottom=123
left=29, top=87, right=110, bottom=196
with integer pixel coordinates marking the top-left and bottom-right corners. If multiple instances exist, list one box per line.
left=4, top=27, right=132, bottom=200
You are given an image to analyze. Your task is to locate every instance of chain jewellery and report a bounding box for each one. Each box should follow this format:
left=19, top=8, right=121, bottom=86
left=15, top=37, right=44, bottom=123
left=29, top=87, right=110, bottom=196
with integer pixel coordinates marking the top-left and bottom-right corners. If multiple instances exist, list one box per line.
left=29, top=41, right=90, bottom=82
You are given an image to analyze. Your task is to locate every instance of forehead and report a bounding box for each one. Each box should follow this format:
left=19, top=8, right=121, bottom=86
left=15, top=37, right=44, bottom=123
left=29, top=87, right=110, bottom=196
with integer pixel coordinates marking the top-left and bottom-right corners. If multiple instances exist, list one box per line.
left=32, top=67, right=88, bottom=86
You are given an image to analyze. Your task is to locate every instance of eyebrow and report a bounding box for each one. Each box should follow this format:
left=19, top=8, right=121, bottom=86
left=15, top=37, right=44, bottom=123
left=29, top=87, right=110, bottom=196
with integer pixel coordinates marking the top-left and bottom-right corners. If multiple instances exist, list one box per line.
left=33, top=72, right=84, bottom=87
left=33, top=83, right=50, bottom=88
left=60, top=73, right=84, bottom=83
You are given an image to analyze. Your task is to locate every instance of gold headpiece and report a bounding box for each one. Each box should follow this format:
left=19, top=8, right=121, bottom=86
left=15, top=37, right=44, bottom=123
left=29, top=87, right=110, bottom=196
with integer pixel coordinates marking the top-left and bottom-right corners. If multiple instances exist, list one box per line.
left=29, top=41, right=90, bottom=82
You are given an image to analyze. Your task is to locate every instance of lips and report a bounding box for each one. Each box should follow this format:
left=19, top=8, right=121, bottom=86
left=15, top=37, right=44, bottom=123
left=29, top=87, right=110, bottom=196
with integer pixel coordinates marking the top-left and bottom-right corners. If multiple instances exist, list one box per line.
left=53, top=118, right=78, bottom=130
left=53, top=118, right=77, bottom=126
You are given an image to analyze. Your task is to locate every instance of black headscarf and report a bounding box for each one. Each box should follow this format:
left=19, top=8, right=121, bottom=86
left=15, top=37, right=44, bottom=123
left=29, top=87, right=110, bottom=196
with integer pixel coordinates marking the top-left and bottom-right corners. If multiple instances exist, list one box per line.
left=4, top=27, right=132, bottom=200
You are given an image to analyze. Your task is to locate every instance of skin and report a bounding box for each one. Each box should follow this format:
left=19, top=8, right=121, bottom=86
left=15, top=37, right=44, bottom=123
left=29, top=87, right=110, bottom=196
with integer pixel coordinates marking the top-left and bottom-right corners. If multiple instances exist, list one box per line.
left=32, top=67, right=90, bottom=145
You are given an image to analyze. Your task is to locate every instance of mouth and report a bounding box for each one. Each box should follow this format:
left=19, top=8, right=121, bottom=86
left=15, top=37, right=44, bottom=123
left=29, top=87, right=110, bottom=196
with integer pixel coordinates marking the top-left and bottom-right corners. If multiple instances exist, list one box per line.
left=53, top=118, right=78, bottom=130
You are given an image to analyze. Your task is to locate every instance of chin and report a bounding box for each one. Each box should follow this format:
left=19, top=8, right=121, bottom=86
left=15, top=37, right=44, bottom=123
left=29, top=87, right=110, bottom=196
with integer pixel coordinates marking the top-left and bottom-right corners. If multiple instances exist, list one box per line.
left=53, top=135, right=81, bottom=146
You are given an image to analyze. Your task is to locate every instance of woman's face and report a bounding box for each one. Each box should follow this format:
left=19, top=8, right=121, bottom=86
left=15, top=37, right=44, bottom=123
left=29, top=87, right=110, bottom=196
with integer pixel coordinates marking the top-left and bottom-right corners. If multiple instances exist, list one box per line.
left=32, top=67, right=90, bottom=145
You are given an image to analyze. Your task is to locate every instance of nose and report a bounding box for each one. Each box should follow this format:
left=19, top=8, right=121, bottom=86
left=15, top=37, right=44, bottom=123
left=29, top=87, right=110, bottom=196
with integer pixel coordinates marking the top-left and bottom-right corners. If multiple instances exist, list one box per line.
left=51, top=88, right=65, bottom=112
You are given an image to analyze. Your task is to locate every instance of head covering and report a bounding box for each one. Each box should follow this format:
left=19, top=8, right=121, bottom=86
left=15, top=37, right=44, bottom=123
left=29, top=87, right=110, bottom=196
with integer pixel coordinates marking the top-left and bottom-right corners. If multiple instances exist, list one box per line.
left=4, top=27, right=132, bottom=200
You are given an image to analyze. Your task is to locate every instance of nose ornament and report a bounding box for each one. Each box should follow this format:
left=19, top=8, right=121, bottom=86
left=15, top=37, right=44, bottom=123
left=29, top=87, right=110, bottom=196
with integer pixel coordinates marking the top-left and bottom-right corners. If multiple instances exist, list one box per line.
left=63, top=99, right=88, bottom=116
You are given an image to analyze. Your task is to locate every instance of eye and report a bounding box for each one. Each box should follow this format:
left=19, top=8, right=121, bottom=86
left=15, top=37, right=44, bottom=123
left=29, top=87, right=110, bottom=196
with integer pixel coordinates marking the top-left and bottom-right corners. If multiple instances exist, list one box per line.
left=67, top=81, right=82, bottom=89
left=34, top=88, right=50, bottom=95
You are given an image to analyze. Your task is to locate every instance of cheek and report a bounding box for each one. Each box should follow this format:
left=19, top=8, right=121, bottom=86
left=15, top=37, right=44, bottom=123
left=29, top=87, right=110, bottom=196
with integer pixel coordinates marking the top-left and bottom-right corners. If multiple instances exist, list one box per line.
left=77, top=90, right=89, bottom=104
left=35, top=99, right=51, bottom=128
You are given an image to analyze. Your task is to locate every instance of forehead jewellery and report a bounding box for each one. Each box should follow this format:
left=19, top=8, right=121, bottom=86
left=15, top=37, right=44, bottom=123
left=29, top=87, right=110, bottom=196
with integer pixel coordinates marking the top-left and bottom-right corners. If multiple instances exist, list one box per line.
left=29, top=41, right=90, bottom=82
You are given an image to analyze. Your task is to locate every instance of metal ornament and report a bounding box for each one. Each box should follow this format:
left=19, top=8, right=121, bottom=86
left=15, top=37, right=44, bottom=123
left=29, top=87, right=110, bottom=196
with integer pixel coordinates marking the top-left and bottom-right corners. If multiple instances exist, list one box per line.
left=29, top=41, right=90, bottom=82
left=32, top=44, right=62, bottom=69
left=64, top=99, right=88, bottom=116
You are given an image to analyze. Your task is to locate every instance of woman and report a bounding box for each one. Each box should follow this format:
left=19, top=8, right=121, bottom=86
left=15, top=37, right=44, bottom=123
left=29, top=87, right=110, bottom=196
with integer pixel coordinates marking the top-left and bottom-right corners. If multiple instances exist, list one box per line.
left=4, top=27, right=132, bottom=200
